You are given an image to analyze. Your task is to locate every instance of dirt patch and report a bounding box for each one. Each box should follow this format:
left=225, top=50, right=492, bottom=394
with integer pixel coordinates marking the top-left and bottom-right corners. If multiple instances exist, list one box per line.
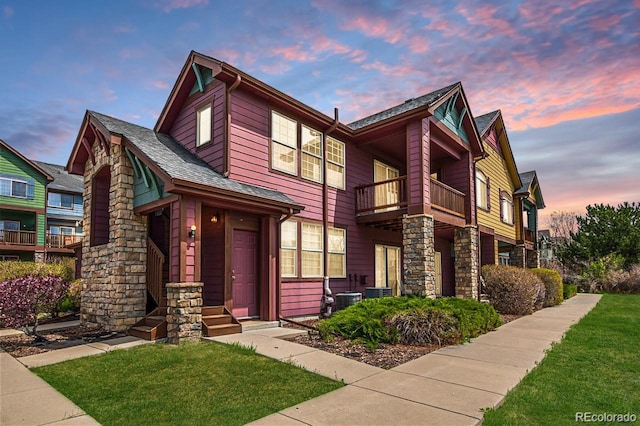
left=0, top=325, right=125, bottom=358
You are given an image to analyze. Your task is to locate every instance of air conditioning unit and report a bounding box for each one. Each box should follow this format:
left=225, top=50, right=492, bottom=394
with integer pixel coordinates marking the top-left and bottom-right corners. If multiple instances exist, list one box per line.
left=365, top=287, right=392, bottom=299
left=334, top=292, right=363, bottom=311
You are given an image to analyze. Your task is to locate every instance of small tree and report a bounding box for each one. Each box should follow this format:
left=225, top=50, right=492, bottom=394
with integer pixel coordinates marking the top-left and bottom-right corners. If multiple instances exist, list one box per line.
left=0, top=275, right=69, bottom=340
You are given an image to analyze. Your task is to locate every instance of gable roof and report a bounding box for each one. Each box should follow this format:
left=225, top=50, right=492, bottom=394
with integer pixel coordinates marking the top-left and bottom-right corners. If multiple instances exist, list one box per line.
left=86, top=111, right=302, bottom=210
left=474, top=110, right=500, bottom=135
left=474, top=110, right=521, bottom=189
left=347, top=83, right=459, bottom=130
left=0, top=139, right=54, bottom=182
left=33, top=161, right=83, bottom=193
left=516, top=170, right=545, bottom=209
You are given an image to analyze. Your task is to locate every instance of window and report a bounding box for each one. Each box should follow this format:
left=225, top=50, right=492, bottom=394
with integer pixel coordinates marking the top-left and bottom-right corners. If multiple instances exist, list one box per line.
left=0, top=177, right=28, bottom=198
left=499, top=253, right=511, bottom=265
left=49, top=225, right=75, bottom=235
left=48, top=192, right=73, bottom=208
left=374, top=160, right=399, bottom=212
left=301, top=125, right=323, bottom=182
left=327, top=227, right=346, bottom=278
left=327, top=137, right=345, bottom=189
left=0, top=255, right=19, bottom=261
left=90, top=166, right=110, bottom=246
left=196, top=104, right=212, bottom=146
left=375, top=245, right=401, bottom=296
left=476, top=170, right=489, bottom=210
left=280, top=220, right=297, bottom=277
left=301, top=223, right=323, bottom=277
left=500, top=192, right=514, bottom=225
left=271, top=111, right=297, bottom=174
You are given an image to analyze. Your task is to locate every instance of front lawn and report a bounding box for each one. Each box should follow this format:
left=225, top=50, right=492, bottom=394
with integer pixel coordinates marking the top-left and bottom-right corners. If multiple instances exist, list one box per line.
left=483, top=293, right=640, bottom=425
left=33, top=340, right=342, bottom=425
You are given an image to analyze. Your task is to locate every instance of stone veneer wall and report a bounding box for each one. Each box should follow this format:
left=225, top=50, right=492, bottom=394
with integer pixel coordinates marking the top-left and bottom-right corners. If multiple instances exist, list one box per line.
left=81, top=142, right=147, bottom=331
left=510, top=245, right=526, bottom=268
left=166, top=282, right=203, bottom=344
left=454, top=226, right=479, bottom=299
left=526, top=249, right=540, bottom=269
left=402, top=214, right=436, bottom=297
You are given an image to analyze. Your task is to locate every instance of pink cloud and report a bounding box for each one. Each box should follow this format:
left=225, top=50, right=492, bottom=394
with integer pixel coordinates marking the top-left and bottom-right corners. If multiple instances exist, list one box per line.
left=343, top=15, right=405, bottom=44
left=160, top=0, right=208, bottom=13
left=151, top=80, right=169, bottom=90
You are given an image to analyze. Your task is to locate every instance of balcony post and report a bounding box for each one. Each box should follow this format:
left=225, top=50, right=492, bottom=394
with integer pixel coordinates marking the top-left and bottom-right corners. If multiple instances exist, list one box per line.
left=510, top=245, right=526, bottom=268
left=526, top=249, right=540, bottom=269
left=454, top=226, right=479, bottom=299
left=402, top=213, right=436, bottom=298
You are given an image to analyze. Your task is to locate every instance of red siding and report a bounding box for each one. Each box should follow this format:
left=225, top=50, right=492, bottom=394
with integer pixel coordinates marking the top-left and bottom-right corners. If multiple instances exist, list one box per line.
left=170, top=200, right=180, bottom=282
left=184, top=199, right=196, bottom=281
left=202, top=206, right=224, bottom=305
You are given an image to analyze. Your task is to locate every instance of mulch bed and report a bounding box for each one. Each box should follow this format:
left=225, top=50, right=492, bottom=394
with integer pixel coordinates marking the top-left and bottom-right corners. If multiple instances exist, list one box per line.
left=0, top=325, right=125, bottom=358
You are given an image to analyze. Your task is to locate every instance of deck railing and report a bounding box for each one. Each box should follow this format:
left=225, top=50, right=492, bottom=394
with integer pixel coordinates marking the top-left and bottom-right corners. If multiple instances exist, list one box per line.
left=430, top=179, right=465, bottom=217
left=0, top=229, right=37, bottom=245
left=355, top=176, right=407, bottom=214
left=46, top=233, right=83, bottom=248
left=147, top=238, right=165, bottom=307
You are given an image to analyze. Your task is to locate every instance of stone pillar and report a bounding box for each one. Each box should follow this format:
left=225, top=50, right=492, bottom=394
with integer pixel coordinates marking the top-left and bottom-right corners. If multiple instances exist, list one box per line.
left=166, top=282, right=203, bottom=344
left=527, top=249, right=540, bottom=269
left=454, top=226, right=479, bottom=299
left=510, top=245, right=526, bottom=268
left=34, top=251, right=45, bottom=263
left=402, top=214, right=436, bottom=297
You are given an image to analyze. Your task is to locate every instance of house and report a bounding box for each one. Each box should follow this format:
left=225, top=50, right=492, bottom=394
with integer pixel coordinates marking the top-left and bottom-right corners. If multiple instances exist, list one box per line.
left=66, top=51, right=486, bottom=339
left=474, top=111, right=545, bottom=269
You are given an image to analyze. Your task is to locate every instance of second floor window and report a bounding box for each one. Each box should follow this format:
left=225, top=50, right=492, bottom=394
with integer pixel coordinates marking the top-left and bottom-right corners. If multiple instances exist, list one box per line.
left=0, top=177, right=28, bottom=198
left=501, top=191, right=514, bottom=225
left=271, top=111, right=298, bottom=174
left=476, top=170, right=489, bottom=210
left=327, top=137, right=345, bottom=189
left=301, top=125, right=323, bottom=182
left=197, top=104, right=212, bottom=146
left=48, top=192, right=73, bottom=209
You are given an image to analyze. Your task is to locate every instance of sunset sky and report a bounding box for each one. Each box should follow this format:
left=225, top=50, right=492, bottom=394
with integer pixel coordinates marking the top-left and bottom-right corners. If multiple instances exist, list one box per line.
left=1, top=0, right=638, bottom=225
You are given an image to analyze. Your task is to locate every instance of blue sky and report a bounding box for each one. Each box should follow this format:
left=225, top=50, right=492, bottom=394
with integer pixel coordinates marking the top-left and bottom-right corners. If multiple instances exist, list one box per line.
left=1, top=0, right=639, bottom=223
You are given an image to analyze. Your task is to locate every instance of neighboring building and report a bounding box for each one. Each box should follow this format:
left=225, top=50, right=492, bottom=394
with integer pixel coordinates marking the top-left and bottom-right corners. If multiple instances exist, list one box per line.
left=0, top=140, right=83, bottom=262
left=67, top=51, right=487, bottom=334
left=515, top=170, right=545, bottom=268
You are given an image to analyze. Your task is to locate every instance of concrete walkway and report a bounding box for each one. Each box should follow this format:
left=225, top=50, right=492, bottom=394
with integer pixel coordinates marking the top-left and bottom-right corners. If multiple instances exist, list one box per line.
left=0, top=294, right=600, bottom=426
left=212, top=293, right=602, bottom=426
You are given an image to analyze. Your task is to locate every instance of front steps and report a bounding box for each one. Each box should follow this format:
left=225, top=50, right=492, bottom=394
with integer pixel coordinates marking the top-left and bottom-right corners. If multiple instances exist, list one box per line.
left=128, top=307, right=168, bottom=340
left=202, top=306, right=242, bottom=337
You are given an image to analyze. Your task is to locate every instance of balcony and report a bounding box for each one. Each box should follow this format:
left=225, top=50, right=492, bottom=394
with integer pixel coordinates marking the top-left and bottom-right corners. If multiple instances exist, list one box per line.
left=46, top=232, right=83, bottom=249
left=0, top=229, right=37, bottom=246
left=355, top=177, right=466, bottom=230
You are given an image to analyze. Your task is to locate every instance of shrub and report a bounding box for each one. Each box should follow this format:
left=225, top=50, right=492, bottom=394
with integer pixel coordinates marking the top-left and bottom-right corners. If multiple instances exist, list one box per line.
left=481, top=265, right=545, bottom=315
left=531, top=268, right=564, bottom=307
left=0, top=275, right=69, bottom=338
left=388, top=308, right=459, bottom=346
left=0, top=261, right=74, bottom=282
left=56, top=279, right=82, bottom=314
left=563, top=284, right=578, bottom=299
left=599, top=264, right=640, bottom=294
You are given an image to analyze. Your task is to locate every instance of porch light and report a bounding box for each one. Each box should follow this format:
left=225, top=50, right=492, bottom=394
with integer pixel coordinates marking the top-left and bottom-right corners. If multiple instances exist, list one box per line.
left=210, top=213, right=218, bottom=223
left=189, top=225, right=196, bottom=238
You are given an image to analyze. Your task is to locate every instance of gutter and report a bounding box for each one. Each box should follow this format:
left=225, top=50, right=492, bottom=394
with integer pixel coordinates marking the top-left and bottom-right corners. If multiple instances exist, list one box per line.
left=224, top=74, right=242, bottom=177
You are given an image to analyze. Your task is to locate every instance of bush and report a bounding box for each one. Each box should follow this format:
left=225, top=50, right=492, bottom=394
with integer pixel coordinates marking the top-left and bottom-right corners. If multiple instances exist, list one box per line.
left=317, top=296, right=501, bottom=348
left=55, top=279, right=82, bottom=314
left=563, top=284, right=578, bottom=299
left=481, top=265, right=545, bottom=315
left=599, top=264, right=640, bottom=294
left=531, top=268, right=564, bottom=307
left=0, top=275, right=69, bottom=337
left=0, top=261, right=74, bottom=282
left=388, top=308, right=459, bottom=346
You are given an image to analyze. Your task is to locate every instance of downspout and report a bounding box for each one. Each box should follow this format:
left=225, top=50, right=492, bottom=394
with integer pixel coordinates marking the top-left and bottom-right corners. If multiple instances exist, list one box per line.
left=224, top=74, right=242, bottom=177
left=277, top=208, right=294, bottom=322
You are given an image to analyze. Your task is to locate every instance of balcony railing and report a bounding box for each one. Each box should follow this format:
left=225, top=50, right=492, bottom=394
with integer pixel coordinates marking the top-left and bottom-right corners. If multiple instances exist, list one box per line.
left=0, top=229, right=36, bottom=246
left=355, top=176, right=466, bottom=218
left=46, top=233, right=83, bottom=248
left=430, top=179, right=465, bottom=217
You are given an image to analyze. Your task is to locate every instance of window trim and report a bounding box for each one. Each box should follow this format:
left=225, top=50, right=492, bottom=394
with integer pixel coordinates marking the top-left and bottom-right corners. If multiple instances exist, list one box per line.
left=196, top=102, right=212, bottom=147
left=301, top=124, right=323, bottom=183
left=0, top=177, right=28, bottom=199
left=280, top=220, right=298, bottom=278
left=327, top=227, right=346, bottom=278
left=500, top=190, right=514, bottom=225
left=301, top=222, right=323, bottom=278
left=476, top=169, right=490, bottom=211
left=47, top=192, right=74, bottom=209
left=326, top=136, right=346, bottom=190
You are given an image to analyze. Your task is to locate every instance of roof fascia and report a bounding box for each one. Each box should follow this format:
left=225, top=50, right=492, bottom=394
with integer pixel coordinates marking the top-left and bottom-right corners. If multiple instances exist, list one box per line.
left=1, top=139, right=54, bottom=181
left=494, top=113, right=522, bottom=189
left=66, top=111, right=92, bottom=175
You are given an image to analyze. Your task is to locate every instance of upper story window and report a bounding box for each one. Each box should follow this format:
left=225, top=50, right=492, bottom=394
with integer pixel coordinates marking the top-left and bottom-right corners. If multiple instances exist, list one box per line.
left=476, top=170, right=489, bottom=210
left=500, top=191, right=514, bottom=225
left=271, top=111, right=298, bottom=174
left=48, top=192, right=73, bottom=209
left=196, top=104, right=212, bottom=147
left=0, top=177, right=29, bottom=198
left=301, top=125, right=323, bottom=183
left=280, top=220, right=297, bottom=278
left=327, top=137, right=345, bottom=189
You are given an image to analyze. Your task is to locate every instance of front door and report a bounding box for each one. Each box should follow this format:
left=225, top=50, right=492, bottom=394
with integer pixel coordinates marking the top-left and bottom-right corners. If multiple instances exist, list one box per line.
left=375, top=245, right=402, bottom=296
left=232, top=229, right=258, bottom=317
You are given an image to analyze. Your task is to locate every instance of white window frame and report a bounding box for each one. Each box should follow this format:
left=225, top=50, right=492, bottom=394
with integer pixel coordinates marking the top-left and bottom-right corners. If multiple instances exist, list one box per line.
left=280, top=220, right=297, bottom=278
left=271, top=111, right=298, bottom=175
left=0, top=177, right=28, bottom=198
left=476, top=170, right=488, bottom=210
left=196, top=103, right=212, bottom=147
left=301, top=223, right=323, bottom=278
left=48, top=192, right=73, bottom=209
left=326, top=137, right=345, bottom=189
left=301, top=125, right=323, bottom=183
left=501, top=192, right=514, bottom=225
left=327, top=227, right=346, bottom=278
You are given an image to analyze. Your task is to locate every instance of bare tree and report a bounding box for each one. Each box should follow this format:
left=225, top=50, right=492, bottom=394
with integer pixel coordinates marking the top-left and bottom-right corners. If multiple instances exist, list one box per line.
left=548, top=210, right=578, bottom=243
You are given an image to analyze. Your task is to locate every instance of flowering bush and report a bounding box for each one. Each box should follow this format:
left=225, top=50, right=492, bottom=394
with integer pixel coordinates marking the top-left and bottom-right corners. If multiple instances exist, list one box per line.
left=0, top=275, right=69, bottom=338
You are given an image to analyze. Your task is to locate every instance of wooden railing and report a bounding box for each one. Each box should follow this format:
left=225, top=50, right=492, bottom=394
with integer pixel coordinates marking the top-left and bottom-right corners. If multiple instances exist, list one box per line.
left=355, top=176, right=407, bottom=215
left=147, top=238, right=165, bottom=307
left=46, top=233, right=83, bottom=248
left=0, top=230, right=37, bottom=245
left=430, top=179, right=465, bottom=217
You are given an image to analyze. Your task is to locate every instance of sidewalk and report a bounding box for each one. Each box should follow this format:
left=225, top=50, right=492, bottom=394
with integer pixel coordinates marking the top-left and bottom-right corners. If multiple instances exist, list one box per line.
left=213, top=293, right=602, bottom=426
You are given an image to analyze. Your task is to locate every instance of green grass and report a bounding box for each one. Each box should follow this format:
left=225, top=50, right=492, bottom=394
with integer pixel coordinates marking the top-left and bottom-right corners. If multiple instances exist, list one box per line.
left=32, top=340, right=343, bottom=425
left=483, top=294, right=640, bottom=425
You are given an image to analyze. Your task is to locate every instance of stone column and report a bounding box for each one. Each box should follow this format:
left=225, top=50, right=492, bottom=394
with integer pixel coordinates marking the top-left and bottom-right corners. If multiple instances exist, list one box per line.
left=402, top=214, right=436, bottom=298
left=34, top=251, right=45, bottom=263
left=166, top=282, right=203, bottom=344
left=454, top=226, right=479, bottom=299
left=527, top=249, right=540, bottom=269
left=510, top=245, right=526, bottom=268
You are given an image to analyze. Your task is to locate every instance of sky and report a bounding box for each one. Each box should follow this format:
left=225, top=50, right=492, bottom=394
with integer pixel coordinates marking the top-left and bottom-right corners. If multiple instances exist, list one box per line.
left=1, top=0, right=639, bottom=225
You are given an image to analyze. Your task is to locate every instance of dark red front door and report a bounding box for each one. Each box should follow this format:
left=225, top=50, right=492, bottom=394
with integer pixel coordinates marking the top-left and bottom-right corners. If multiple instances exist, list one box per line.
left=232, top=229, right=258, bottom=317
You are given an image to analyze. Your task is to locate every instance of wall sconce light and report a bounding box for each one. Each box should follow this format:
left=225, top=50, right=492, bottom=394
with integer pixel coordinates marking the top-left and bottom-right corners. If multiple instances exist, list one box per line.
left=210, top=213, right=218, bottom=224
left=189, top=225, right=196, bottom=238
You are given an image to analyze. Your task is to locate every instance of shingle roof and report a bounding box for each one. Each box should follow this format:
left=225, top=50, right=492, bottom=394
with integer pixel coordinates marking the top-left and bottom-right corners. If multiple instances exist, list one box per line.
left=88, top=111, right=300, bottom=208
left=474, top=110, right=500, bottom=135
left=33, top=161, right=83, bottom=193
left=515, top=171, right=536, bottom=195
left=347, top=83, right=459, bottom=130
